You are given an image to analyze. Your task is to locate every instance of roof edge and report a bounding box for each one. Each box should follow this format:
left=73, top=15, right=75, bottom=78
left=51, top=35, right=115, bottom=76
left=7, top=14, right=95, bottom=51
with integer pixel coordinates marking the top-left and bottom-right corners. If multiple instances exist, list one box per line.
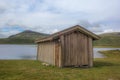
left=35, top=25, right=100, bottom=43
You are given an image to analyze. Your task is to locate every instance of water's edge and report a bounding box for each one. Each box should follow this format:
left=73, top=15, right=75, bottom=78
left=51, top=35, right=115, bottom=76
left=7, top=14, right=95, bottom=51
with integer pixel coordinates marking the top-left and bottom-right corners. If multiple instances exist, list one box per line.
left=0, top=45, right=119, bottom=60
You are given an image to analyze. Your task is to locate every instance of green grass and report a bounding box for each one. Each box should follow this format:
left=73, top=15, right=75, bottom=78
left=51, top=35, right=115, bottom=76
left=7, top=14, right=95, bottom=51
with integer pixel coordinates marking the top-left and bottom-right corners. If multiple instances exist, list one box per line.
left=94, top=46, right=120, bottom=48
left=94, top=36, right=120, bottom=47
left=0, top=50, right=120, bottom=80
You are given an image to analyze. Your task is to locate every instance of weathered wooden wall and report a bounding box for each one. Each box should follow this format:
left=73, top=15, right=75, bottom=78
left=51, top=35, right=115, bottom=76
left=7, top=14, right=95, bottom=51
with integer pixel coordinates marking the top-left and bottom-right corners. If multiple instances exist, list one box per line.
left=37, top=42, right=56, bottom=65
left=37, top=31, right=93, bottom=67
left=62, top=31, right=93, bottom=67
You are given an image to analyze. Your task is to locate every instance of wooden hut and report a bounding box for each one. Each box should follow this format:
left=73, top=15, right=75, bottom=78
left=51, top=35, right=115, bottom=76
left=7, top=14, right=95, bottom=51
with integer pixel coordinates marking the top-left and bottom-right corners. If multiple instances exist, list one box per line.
left=36, top=25, right=100, bottom=67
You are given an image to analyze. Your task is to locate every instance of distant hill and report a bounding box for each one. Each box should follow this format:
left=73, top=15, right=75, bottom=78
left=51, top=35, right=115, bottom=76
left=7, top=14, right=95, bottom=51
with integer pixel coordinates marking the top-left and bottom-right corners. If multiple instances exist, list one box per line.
left=94, top=32, right=120, bottom=47
left=0, top=31, right=120, bottom=46
left=99, top=32, right=120, bottom=37
left=0, top=30, right=49, bottom=44
left=9, top=30, right=49, bottom=40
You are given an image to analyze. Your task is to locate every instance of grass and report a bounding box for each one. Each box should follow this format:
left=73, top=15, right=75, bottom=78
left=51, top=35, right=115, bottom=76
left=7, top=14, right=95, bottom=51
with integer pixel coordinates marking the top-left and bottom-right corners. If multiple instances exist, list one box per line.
left=0, top=50, right=120, bottom=80
left=94, top=36, right=120, bottom=47
left=94, top=46, right=120, bottom=48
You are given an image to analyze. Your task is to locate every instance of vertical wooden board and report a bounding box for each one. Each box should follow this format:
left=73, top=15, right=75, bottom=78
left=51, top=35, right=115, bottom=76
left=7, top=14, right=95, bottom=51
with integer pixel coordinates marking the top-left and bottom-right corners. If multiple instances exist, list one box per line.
left=40, top=44, right=42, bottom=61
left=43, top=43, right=45, bottom=61
left=84, top=35, right=88, bottom=65
left=74, top=32, right=78, bottom=66
left=87, top=37, right=90, bottom=66
left=39, top=44, right=41, bottom=60
left=83, top=35, right=86, bottom=65
left=64, top=35, right=67, bottom=66
left=39, top=44, right=41, bottom=61
left=52, top=43, right=54, bottom=64
left=81, top=34, right=84, bottom=65
left=80, top=33, right=83, bottom=65
left=68, top=34, right=71, bottom=65
left=69, top=34, right=72, bottom=66
left=37, top=44, right=39, bottom=60
left=71, top=33, right=75, bottom=66
left=77, top=32, right=80, bottom=65
left=88, top=37, right=93, bottom=67
left=91, top=37, right=93, bottom=67
left=64, top=35, right=66, bottom=66
left=60, top=35, right=65, bottom=67
left=71, top=33, right=74, bottom=65
left=42, top=43, right=44, bottom=61
left=58, top=41, right=62, bottom=67
left=47, top=43, right=49, bottom=63
left=55, top=42, right=59, bottom=66
left=67, top=34, right=70, bottom=66
left=78, top=32, right=82, bottom=66
left=65, top=34, right=69, bottom=66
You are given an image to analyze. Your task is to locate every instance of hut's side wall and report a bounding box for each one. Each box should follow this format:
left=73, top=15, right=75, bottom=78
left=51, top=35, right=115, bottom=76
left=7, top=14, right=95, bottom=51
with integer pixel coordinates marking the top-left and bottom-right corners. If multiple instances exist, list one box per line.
left=62, top=32, right=93, bottom=67
left=37, top=42, right=56, bottom=65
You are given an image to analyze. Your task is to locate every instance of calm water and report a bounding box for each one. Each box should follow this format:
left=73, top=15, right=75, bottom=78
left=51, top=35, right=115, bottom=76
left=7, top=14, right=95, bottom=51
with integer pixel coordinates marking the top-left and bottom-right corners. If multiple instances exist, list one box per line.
left=0, top=45, right=119, bottom=60
left=0, top=45, right=37, bottom=60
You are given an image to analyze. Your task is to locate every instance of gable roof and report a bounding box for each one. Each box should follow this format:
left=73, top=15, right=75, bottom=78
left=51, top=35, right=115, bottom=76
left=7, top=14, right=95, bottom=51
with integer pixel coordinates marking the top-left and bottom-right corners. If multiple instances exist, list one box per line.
left=35, top=25, right=100, bottom=43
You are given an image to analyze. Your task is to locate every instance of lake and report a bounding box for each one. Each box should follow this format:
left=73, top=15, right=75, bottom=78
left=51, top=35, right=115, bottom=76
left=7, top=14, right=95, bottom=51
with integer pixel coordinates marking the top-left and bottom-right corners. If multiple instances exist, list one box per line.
left=0, top=45, right=119, bottom=60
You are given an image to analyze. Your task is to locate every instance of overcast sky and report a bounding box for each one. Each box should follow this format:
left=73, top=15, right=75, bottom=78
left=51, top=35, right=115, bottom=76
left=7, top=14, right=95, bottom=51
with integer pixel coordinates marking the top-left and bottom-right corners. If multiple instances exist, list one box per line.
left=0, top=0, right=120, bottom=38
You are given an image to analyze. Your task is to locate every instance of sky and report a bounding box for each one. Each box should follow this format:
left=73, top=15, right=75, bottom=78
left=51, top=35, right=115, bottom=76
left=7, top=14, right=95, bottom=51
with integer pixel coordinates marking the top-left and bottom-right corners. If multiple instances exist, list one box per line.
left=0, top=0, right=120, bottom=38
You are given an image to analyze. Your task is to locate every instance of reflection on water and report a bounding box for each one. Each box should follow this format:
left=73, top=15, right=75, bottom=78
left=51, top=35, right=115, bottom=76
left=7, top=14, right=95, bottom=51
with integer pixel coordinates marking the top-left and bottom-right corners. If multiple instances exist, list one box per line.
left=0, top=44, right=119, bottom=60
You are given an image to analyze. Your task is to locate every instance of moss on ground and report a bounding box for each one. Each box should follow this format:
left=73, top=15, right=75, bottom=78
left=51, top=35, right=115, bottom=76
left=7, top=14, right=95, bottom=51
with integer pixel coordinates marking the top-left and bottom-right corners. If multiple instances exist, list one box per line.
left=0, top=50, right=120, bottom=80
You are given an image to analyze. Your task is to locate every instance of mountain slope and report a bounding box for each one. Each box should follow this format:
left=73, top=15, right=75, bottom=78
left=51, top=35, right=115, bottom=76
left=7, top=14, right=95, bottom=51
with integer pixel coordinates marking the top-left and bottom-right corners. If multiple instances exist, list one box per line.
left=0, top=30, right=49, bottom=44
left=9, top=30, right=49, bottom=40
left=94, top=32, right=120, bottom=47
left=99, top=32, right=120, bottom=37
left=0, top=31, right=120, bottom=46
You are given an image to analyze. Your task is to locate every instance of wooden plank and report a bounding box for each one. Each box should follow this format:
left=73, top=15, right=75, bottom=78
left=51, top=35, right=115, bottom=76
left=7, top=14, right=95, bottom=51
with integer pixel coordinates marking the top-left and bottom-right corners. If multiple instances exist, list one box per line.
left=84, top=35, right=88, bottom=65
left=64, top=34, right=68, bottom=66
left=80, top=33, right=83, bottom=66
left=68, top=33, right=71, bottom=66
left=55, top=41, right=59, bottom=66
left=39, top=44, right=41, bottom=60
left=88, top=37, right=93, bottom=67
left=77, top=32, right=80, bottom=66
left=78, top=32, right=81, bottom=66
left=60, top=35, right=65, bottom=67
left=53, top=42, right=55, bottom=65
left=71, top=33, right=74, bottom=66
left=58, top=40, right=62, bottom=67
left=74, top=32, right=78, bottom=66
left=37, top=44, right=39, bottom=60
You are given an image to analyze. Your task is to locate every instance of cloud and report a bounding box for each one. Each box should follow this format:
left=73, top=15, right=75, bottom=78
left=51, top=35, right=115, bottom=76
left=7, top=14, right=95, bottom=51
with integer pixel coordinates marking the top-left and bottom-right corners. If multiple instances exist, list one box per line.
left=103, top=29, right=114, bottom=33
left=0, top=0, right=120, bottom=37
left=0, top=26, right=24, bottom=37
left=0, top=33, right=6, bottom=38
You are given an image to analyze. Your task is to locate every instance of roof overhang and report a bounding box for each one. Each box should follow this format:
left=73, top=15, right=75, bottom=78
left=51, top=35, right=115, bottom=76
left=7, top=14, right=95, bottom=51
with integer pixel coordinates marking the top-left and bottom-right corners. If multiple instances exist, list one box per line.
left=35, top=25, right=100, bottom=43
